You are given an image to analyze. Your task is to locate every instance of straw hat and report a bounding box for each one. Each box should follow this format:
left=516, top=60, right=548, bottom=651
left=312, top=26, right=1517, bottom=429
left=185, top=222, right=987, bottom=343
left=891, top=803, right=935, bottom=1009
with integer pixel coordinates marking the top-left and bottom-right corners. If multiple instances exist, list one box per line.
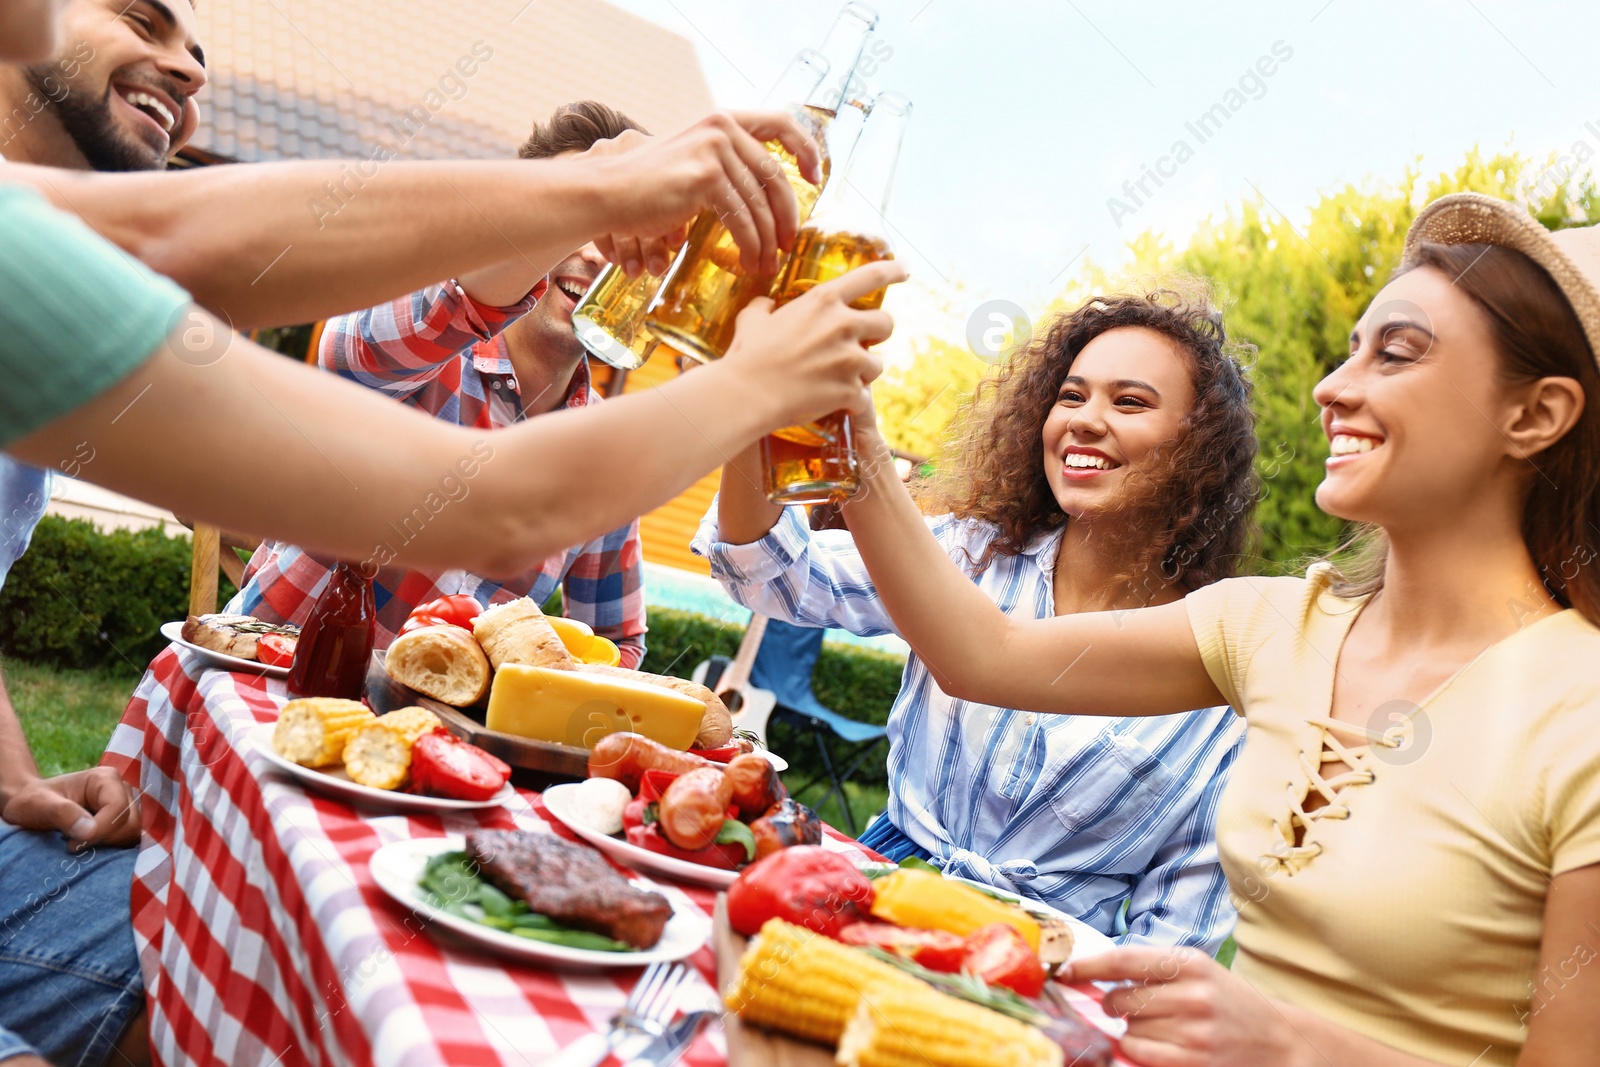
left=1402, top=193, right=1600, bottom=368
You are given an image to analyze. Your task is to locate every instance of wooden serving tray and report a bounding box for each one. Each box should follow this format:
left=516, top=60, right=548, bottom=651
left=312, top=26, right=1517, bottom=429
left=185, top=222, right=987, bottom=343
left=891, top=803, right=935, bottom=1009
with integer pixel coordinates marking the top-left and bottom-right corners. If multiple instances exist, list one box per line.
left=713, top=895, right=836, bottom=1067
left=363, top=650, right=588, bottom=786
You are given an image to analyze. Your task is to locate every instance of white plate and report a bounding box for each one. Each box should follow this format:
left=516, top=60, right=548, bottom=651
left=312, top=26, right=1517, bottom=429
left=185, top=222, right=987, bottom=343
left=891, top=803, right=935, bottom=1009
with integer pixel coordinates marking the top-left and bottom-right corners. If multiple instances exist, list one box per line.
left=541, top=782, right=864, bottom=889
left=369, top=836, right=709, bottom=967
left=247, top=723, right=515, bottom=813
left=944, top=875, right=1117, bottom=961
left=543, top=782, right=740, bottom=889
left=161, top=620, right=291, bottom=678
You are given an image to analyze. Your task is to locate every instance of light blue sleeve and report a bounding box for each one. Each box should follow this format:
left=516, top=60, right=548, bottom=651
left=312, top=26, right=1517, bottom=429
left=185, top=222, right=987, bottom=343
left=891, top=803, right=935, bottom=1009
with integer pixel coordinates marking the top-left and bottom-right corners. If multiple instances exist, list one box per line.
left=0, top=458, right=52, bottom=592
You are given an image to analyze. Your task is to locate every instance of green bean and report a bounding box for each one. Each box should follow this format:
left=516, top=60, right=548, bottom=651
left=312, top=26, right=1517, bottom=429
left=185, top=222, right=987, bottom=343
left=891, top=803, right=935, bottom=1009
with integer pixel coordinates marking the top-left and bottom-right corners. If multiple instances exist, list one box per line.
left=510, top=927, right=631, bottom=952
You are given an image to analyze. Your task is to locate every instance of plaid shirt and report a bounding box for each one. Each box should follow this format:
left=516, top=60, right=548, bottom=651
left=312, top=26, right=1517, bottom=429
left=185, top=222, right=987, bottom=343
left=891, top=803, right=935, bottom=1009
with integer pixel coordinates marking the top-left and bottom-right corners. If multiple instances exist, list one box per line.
left=693, top=504, right=1244, bottom=951
left=228, top=280, right=646, bottom=665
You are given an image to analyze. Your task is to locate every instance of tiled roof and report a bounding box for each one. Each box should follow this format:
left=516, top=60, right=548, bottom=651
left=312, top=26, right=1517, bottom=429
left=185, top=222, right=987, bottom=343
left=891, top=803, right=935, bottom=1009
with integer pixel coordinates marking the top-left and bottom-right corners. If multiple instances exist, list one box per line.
left=190, top=0, right=716, bottom=162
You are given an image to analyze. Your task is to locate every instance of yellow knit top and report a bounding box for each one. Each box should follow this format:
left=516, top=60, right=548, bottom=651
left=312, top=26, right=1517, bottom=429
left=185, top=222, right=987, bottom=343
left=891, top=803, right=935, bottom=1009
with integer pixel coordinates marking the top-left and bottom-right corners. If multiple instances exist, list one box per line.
left=1185, top=563, right=1600, bottom=1065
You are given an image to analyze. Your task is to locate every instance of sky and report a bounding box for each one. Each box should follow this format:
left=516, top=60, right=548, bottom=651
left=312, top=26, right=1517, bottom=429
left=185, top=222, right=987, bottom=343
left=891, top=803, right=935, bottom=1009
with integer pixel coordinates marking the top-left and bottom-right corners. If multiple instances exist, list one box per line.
left=606, top=0, right=1600, bottom=365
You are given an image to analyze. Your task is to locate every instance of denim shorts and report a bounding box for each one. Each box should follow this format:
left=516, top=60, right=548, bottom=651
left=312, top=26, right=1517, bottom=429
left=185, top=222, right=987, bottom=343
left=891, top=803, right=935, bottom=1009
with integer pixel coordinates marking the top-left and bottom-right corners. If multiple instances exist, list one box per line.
left=0, top=823, right=142, bottom=1066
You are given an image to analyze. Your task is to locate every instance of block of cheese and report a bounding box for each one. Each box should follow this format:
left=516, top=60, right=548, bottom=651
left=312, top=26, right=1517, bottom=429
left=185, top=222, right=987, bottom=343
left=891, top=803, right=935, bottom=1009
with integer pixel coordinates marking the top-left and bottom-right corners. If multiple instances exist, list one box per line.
left=485, top=663, right=705, bottom=751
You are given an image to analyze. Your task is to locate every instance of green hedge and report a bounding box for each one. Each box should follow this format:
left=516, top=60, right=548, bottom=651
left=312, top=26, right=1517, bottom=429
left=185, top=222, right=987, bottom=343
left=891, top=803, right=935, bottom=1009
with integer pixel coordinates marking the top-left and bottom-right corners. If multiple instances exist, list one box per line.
left=0, top=515, right=236, bottom=675
left=0, top=518, right=904, bottom=793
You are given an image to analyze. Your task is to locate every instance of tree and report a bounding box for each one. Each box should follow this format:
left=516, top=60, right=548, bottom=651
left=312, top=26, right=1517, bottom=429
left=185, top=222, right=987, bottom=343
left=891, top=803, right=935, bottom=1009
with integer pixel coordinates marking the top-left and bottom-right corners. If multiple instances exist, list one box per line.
left=879, top=146, right=1596, bottom=568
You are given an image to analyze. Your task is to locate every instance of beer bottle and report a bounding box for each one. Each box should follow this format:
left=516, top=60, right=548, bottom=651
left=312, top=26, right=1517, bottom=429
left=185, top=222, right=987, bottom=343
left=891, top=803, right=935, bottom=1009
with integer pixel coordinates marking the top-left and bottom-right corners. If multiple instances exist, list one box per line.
left=570, top=49, right=832, bottom=371
left=761, top=91, right=912, bottom=505
left=645, top=3, right=879, bottom=364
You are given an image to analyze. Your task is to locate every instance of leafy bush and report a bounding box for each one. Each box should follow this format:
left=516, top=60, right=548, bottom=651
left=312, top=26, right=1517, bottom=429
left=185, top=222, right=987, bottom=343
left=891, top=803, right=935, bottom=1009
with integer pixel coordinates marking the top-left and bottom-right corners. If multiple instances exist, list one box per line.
left=0, top=515, right=236, bottom=676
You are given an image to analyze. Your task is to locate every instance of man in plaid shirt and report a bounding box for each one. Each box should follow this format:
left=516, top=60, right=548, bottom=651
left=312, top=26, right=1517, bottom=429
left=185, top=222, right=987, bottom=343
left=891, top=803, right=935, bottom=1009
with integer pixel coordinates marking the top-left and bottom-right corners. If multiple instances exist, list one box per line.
left=228, top=102, right=647, bottom=666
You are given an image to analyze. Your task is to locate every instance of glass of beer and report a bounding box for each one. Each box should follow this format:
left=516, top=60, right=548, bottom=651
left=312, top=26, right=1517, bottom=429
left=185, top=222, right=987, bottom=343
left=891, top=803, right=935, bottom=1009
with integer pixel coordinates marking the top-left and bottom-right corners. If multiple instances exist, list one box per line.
left=572, top=263, right=668, bottom=370
left=759, top=92, right=911, bottom=505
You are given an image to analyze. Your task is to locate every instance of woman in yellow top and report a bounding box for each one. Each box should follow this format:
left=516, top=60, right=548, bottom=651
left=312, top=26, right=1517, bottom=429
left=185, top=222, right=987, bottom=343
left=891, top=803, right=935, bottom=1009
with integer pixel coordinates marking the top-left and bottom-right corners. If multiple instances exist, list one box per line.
left=839, top=193, right=1600, bottom=1067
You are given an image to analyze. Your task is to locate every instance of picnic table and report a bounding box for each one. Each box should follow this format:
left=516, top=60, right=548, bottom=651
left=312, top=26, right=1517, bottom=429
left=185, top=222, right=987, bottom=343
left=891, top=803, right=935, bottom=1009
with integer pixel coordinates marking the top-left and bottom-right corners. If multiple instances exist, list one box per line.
left=102, top=644, right=1131, bottom=1066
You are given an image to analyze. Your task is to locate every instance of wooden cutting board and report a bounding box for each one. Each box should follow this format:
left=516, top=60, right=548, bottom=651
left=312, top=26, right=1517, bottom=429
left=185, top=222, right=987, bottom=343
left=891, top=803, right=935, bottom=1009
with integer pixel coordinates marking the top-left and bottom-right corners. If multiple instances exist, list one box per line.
left=712, top=895, right=837, bottom=1067
left=363, top=650, right=589, bottom=785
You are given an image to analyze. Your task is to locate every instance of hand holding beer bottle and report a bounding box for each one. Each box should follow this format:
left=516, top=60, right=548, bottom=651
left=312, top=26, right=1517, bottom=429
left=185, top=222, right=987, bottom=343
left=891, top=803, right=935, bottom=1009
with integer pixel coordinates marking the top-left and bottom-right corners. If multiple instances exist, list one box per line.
left=719, top=258, right=906, bottom=431
left=582, top=109, right=823, bottom=287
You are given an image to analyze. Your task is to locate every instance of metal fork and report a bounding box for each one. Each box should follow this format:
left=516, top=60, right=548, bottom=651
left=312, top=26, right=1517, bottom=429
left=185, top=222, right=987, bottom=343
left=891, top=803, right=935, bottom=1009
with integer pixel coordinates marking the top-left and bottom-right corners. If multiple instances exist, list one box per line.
left=541, top=961, right=690, bottom=1067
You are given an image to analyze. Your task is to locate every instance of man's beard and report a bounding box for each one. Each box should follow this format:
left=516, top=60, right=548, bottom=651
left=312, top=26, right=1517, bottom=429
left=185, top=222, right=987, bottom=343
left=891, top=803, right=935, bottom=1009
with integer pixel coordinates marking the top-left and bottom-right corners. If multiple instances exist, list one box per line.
left=21, top=63, right=166, bottom=172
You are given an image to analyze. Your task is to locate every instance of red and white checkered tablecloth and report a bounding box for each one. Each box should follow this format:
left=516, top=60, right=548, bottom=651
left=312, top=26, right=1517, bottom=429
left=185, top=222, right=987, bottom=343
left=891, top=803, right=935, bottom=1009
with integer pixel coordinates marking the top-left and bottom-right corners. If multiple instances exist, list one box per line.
left=101, top=644, right=1132, bottom=1067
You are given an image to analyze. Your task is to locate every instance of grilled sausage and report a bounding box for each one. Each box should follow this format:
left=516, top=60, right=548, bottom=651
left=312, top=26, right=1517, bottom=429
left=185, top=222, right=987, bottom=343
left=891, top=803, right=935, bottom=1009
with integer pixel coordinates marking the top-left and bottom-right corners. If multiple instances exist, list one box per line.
left=749, top=798, right=823, bottom=860
left=587, top=732, right=714, bottom=792
left=658, top=767, right=735, bottom=850
left=723, top=752, right=783, bottom=820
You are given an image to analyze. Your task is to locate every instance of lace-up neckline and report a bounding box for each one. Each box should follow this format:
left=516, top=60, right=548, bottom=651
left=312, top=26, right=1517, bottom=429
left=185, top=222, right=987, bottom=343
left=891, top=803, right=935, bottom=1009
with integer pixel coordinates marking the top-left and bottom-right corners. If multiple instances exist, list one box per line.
left=1268, top=716, right=1408, bottom=875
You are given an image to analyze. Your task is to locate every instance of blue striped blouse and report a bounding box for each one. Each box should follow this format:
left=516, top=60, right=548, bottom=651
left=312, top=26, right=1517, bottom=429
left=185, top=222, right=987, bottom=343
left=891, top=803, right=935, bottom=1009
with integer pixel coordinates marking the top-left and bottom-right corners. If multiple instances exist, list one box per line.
left=692, top=504, right=1246, bottom=952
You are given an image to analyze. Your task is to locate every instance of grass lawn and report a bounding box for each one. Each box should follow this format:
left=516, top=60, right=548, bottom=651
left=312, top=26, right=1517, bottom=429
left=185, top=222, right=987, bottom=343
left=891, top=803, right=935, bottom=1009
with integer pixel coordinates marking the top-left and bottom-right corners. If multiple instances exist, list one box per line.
left=4, top=659, right=136, bottom=776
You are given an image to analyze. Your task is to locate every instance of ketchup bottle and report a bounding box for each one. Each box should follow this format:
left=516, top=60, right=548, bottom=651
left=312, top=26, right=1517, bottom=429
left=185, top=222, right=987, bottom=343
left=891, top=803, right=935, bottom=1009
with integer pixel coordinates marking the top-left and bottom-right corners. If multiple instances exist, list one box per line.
left=287, top=561, right=375, bottom=700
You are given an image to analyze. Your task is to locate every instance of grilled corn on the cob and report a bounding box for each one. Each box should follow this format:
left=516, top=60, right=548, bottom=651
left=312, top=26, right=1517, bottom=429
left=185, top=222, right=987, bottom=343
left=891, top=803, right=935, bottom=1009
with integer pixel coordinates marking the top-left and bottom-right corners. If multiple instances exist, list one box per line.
left=837, top=986, right=1064, bottom=1067
left=724, top=919, right=924, bottom=1045
left=869, top=869, right=1041, bottom=951
left=272, top=699, right=375, bottom=768
left=341, top=706, right=441, bottom=790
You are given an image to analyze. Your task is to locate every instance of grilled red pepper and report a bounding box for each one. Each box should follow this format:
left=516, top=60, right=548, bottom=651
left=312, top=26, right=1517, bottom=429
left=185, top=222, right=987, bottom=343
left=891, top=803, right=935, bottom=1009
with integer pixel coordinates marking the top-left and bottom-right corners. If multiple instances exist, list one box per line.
left=725, top=845, right=875, bottom=938
left=399, top=613, right=452, bottom=636
left=961, top=922, right=1047, bottom=997
left=839, top=922, right=966, bottom=972
left=409, top=731, right=508, bottom=801
left=416, top=595, right=482, bottom=628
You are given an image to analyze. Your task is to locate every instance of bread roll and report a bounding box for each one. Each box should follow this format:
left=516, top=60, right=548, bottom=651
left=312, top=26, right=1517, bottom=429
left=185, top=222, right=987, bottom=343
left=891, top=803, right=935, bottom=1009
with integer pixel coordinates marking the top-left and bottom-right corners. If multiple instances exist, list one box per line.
left=577, top=663, right=733, bottom=748
left=385, top=624, right=491, bottom=706
left=472, top=597, right=575, bottom=671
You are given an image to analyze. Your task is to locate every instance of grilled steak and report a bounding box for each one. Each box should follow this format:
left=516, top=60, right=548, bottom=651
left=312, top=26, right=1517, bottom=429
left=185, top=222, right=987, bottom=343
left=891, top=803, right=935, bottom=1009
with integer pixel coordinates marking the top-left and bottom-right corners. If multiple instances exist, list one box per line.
left=466, top=829, right=673, bottom=950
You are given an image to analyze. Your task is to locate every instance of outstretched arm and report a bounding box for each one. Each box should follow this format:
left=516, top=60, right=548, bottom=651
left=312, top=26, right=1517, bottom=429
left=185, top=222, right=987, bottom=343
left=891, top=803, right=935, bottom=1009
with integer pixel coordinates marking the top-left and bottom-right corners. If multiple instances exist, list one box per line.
left=840, top=416, right=1222, bottom=716
left=3, top=111, right=819, bottom=329
left=10, top=264, right=905, bottom=580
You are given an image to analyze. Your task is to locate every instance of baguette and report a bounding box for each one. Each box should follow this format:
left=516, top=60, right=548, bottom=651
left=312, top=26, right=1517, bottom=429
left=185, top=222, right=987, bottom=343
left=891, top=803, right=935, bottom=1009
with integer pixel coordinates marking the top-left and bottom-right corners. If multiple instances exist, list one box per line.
left=472, top=597, right=575, bottom=671
left=385, top=624, right=491, bottom=706
left=576, top=663, right=733, bottom=748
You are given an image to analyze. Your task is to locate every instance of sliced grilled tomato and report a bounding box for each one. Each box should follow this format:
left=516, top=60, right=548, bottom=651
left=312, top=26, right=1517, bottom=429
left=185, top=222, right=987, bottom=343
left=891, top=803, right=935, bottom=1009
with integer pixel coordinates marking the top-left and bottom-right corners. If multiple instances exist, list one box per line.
left=961, top=922, right=1047, bottom=997
left=256, top=633, right=297, bottom=667
left=409, top=732, right=508, bottom=801
left=839, top=922, right=965, bottom=972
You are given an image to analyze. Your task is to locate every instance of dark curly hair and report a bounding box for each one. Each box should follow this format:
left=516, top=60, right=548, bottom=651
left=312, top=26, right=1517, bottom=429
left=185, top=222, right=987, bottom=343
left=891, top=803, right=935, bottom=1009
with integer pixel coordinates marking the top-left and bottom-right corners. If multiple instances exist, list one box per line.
left=917, top=280, right=1260, bottom=593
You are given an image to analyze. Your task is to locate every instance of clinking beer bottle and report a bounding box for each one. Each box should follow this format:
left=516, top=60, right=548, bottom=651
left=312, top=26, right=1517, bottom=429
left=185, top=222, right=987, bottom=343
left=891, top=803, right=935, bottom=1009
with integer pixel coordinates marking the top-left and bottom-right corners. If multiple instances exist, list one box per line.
left=645, top=3, right=878, bottom=363
left=570, top=49, right=834, bottom=371
left=761, top=91, right=912, bottom=506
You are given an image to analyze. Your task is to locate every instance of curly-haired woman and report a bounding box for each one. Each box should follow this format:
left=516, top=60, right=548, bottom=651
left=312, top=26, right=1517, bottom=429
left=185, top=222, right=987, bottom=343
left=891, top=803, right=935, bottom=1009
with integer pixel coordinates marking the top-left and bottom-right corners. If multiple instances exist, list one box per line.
left=693, top=282, right=1259, bottom=952
left=839, top=196, right=1600, bottom=1063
